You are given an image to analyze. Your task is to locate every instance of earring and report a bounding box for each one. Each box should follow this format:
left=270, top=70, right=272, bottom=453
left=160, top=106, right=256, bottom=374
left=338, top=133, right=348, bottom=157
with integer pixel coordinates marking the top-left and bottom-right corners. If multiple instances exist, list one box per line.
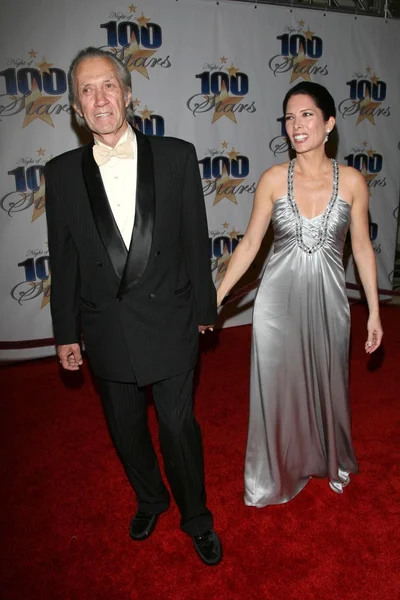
left=324, top=130, right=330, bottom=143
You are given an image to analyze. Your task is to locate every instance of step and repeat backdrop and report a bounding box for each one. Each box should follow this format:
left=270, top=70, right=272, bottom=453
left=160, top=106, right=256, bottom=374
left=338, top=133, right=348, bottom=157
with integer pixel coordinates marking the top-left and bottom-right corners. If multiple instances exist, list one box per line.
left=1, top=0, right=399, bottom=361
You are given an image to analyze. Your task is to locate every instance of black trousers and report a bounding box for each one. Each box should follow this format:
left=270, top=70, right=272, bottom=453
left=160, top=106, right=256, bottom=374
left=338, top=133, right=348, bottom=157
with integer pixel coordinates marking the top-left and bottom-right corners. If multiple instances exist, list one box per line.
left=96, top=369, right=213, bottom=537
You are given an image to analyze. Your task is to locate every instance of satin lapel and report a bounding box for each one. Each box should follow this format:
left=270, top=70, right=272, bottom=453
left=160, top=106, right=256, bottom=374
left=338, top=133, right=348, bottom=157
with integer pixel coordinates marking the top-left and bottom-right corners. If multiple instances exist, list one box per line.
left=118, top=130, right=155, bottom=296
left=81, top=143, right=127, bottom=280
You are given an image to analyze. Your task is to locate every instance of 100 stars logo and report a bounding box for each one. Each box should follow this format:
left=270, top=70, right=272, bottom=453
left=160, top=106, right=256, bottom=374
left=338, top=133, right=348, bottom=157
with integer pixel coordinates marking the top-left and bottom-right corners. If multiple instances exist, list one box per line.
left=0, top=51, right=71, bottom=128
left=344, top=141, right=386, bottom=192
left=100, top=4, right=171, bottom=78
left=187, top=57, right=256, bottom=123
left=269, top=20, right=328, bottom=81
left=1, top=148, right=48, bottom=220
left=132, top=99, right=165, bottom=136
left=339, top=67, right=390, bottom=125
left=10, top=247, right=51, bottom=309
left=199, top=142, right=256, bottom=206
left=209, top=223, right=244, bottom=284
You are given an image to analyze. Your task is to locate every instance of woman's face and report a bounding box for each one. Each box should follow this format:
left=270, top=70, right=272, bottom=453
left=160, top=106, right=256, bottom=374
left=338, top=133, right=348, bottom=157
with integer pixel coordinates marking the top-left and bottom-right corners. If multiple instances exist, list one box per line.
left=285, top=93, right=335, bottom=154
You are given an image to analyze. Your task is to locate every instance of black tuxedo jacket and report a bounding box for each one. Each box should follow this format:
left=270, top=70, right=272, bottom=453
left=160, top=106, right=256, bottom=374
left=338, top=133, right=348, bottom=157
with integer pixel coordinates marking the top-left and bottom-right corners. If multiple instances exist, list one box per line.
left=44, top=130, right=217, bottom=386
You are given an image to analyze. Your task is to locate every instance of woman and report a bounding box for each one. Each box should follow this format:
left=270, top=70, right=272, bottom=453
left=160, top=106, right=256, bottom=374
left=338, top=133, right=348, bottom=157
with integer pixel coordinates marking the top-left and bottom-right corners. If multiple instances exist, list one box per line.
left=216, top=82, right=383, bottom=506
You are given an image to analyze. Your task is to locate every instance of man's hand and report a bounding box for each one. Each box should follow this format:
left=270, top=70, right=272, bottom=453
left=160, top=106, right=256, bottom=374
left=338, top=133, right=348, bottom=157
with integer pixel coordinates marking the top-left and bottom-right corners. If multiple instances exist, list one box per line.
left=57, top=343, right=83, bottom=371
left=198, top=325, right=214, bottom=335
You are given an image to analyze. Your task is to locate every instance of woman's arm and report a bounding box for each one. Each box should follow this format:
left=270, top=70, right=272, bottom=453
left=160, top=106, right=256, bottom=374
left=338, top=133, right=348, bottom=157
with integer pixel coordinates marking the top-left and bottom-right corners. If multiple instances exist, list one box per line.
left=216, top=167, right=277, bottom=307
left=348, top=168, right=383, bottom=353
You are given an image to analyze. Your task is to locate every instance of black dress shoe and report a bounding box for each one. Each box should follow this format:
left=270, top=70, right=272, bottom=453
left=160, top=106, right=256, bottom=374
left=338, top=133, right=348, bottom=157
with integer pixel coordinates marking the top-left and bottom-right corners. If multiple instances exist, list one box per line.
left=192, top=529, right=222, bottom=566
left=129, top=511, right=158, bottom=541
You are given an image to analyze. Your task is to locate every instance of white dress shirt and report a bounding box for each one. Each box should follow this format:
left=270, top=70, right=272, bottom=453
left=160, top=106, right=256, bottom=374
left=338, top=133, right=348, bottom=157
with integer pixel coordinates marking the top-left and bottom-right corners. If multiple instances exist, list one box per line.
left=95, top=125, right=137, bottom=249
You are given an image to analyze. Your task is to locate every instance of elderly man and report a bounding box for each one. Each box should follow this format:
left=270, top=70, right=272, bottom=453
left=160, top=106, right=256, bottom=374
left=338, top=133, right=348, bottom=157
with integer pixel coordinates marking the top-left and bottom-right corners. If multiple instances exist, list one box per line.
left=45, top=47, right=221, bottom=566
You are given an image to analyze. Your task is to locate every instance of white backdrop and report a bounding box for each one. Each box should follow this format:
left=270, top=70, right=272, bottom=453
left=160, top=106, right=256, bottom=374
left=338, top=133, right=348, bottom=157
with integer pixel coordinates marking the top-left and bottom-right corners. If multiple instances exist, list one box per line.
left=1, top=0, right=399, bottom=361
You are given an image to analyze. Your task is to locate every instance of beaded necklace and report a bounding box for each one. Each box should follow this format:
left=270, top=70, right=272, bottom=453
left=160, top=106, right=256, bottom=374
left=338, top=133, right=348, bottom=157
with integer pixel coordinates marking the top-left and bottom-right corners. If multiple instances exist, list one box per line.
left=287, top=158, right=339, bottom=255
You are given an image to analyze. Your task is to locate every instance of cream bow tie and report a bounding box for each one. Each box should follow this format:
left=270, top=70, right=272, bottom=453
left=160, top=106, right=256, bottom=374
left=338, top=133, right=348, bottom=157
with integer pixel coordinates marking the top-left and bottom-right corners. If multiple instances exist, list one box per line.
left=93, top=140, right=134, bottom=166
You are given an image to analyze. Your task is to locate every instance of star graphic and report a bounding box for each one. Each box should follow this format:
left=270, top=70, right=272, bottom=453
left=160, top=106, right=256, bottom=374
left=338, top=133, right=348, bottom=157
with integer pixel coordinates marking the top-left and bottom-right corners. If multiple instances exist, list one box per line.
left=213, top=165, right=245, bottom=205
left=356, top=91, right=380, bottom=125
left=40, top=278, right=51, bottom=308
left=227, top=63, right=240, bottom=78
left=222, top=221, right=229, bottom=229
left=133, top=98, right=141, bottom=107
left=303, top=27, right=315, bottom=41
left=129, top=3, right=137, bottom=11
left=228, top=147, right=240, bottom=161
left=22, top=80, right=62, bottom=128
left=37, top=147, right=45, bottom=156
left=214, top=244, right=231, bottom=283
left=140, top=105, right=153, bottom=121
left=228, top=227, right=241, bottom=240
left=221, top=141, right=229, bottom=149
left=367, top=148, right=377, bottom=157
left=298, top=19, right=305, bottom=27
left=32, top=174, right=46, bottom=222
left=290, top=43, right=318, bottom=83
left=370, top=73, right=380, bottom=85
left=136, top=12, right=151, bottom=28
left=36, top=57, right=53, bottom=75
left=125, top=32, right=156, bottom=79
left=212, top=81, right=244, bottom=124
left=29, top=49, right=37, bottom=58
left=220, top=56, right=227, bottom=64
left=30, top=277, right=51, bottom=309
left=366, top=66, right=372, bottom=73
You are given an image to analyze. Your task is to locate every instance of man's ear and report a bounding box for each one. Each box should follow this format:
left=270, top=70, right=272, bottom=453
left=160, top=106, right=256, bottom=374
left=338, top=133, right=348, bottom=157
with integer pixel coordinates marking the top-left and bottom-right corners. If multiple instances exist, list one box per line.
left=125, top=89, right=132, bottom=108
left=73, top=103, right=83, bottom=117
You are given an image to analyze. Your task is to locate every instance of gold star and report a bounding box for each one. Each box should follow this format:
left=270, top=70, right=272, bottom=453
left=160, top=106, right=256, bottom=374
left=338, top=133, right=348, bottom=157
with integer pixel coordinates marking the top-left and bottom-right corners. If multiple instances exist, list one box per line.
left=370, top=73, right=380, bottom=85
left=221, top=141, right=228, bottom=149
left=213, top=165, right=245, bottom=206
left=136, top=12, right=151, bottom=28
left=22, top=80, right=62, bottom=128
left=222, top=222, right=229, bottom=229
left=303, top=27, right=315, bottom=41
left=367, top=148, right=377, bottom=157
left=363, top=141, right=368, bottom=147
left=298, top=19, right=305, bottom=27
left=228, top=147, right=240, bottom=161
left=37, top=147, right=45, bottom=156
left=220, top=56, right=227, bottom=64
left=227, top=63, right=240, bottom=78
left=40, top=278, right=51, bottom=308
left=129, top=3, right=137, bottom=11
left=140, top=105, right=153, bottom=121
left=356, top=91, right=380, bottom=125
left=214, top=244, right=231, bottom=283
left=133, top=98, right=141, bottom=107
left=32, top=174, right=46, bottom=222
left=29, top=49, right=37, bottom=58
left=229, top=227, right=240, bottom=240
left=125, top=32, right=156, bottom=79
left=36, top=57, right=53, bottom=75
left=212, top=81, right=244, bottom=124
left=366, top=66, right=372, bottom=73
left=290, top=43, right=318, bottom=83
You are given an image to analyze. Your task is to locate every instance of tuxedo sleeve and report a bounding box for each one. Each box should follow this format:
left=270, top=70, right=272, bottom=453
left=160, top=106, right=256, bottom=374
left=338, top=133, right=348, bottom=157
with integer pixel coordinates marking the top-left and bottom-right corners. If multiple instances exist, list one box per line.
left=182, top=143, right=217, bottom=324
left=45, top=162, right=81, bottom=345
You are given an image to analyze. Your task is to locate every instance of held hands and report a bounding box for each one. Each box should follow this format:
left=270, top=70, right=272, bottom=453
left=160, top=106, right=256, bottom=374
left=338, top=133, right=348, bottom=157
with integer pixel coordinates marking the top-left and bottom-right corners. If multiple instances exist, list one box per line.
left=365, top=314, right=383, bottom=354
left=57, top=343, right=83, bottom=370
left=198, top=325, right=214, bottom=334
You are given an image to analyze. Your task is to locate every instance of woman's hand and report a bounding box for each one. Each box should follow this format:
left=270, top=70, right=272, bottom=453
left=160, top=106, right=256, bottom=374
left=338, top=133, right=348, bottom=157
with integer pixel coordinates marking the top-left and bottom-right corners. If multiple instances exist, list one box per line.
left=365, top=313, right=383, bottom=354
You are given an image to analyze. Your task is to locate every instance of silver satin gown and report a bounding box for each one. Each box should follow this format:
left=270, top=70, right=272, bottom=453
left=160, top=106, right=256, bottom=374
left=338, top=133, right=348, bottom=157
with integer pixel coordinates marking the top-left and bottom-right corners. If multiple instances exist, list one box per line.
left=244, top=159, right=359, bottom=507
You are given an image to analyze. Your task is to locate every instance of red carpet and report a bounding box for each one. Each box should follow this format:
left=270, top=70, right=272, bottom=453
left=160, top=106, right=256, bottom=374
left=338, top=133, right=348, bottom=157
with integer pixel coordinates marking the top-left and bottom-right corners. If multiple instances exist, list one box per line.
left=1, top=303, right=399, bottom=600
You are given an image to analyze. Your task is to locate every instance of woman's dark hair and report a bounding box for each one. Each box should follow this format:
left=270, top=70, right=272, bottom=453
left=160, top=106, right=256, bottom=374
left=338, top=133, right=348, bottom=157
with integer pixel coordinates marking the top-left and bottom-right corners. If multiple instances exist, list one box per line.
left=283, top=82, right=336, bottom=121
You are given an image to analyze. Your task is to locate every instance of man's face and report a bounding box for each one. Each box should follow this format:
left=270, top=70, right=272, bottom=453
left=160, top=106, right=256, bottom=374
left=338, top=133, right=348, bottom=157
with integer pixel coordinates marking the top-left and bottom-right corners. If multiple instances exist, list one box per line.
left=74, top=57, right=131, bottom=141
